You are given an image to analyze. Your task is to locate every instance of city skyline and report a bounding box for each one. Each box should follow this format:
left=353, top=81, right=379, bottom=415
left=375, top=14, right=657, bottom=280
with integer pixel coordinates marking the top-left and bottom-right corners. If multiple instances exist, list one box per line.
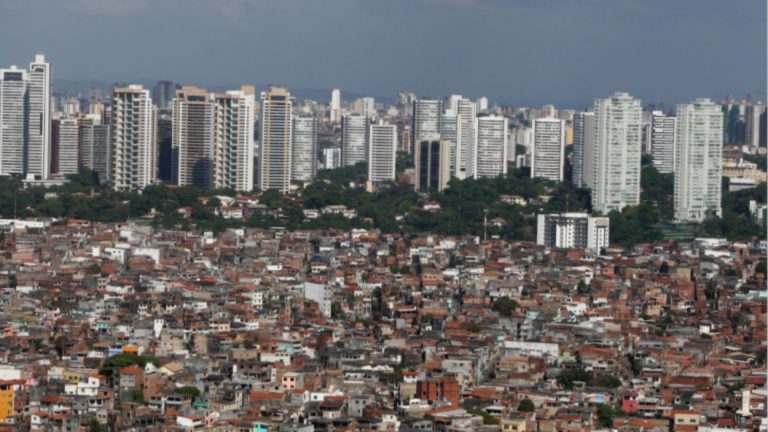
left=1, top=0, right=765, bottom=108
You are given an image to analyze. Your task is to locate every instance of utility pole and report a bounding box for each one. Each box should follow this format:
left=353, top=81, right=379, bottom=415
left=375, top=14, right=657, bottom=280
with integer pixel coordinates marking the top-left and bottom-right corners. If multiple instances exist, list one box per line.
left=483, top=209, right=488, bottom=242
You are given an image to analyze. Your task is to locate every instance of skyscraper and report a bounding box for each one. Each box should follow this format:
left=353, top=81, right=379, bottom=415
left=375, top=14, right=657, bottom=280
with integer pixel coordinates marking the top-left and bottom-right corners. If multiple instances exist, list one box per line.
left=650, top=111, right=676, bottom=174
left=471, top=115, right=508, bottom=179
left=412, top=99, right=443, bottom=153
left=112, top=85, right=156, bottom=191
left=674, top=98, right=723, bottom=222
left=153, top=80, right=177, bottom=111
left=531, top=117, right=565, bottom=182
left=367, top=121, right=397, bottom=183
left=341, top=113, right=368, bottom=166
left=415, top=138, right=450, bottom=193
left=0, top=66, right=28, bottom=176
left=79, top=120, right=111, bottom=184
left=323, top=147, right=341, bottom=170
left=212, top=86, right=255, bottom=192
left=27, top=54, right=52, bottom=180
left=56, top=118, right=79, bottom=175
left=330, top=89, right=341, bottom=123
left=156, top=112, right=174, bottom=183
left=450, top=96, right=476, bottom=179
left=440, top=109, right=459, bottom=176
left=592, top=92, right=642, bottom=214
left=572, top=112, right=595, bottom=188
left=292, top=114, right=318, bottom=182
left=744, top=102, right=765, bottom=150
left=259, top=87, right=293, bottom=193
left=174, top=86, right=214, bottom=189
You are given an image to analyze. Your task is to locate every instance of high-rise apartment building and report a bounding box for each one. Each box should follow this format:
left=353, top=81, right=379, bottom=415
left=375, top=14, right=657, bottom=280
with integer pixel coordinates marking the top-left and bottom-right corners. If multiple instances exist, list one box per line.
left=0, top=66, right=28, bottom=176
left=323, top=147, right=341, bottom=170
left=674, top=98, right=723, bottom=222
left=650, top=111, right=676, bottom=174
left=572, top=112, right=595, bottom=188
left=259, top=87, right=293, bottom=193
left=470, top=115, right=508, bottom=179
left=79, top=120, right=111, bottom=184
left=412, top=99, right=443, bottom=153
left=341, top=113, right=368, bottom=166
left=744, top=102, right=765, bottom=150
left=56, top=118, right=79, bottom=175
left=27, top=55, right=52, bottom=180
left=174, top=86, right=214, bottom=189
left=292, top=114, right=318, bottom=182
left=367, top=121, right=397, bottom=183
left=447, top=95, right=476, bottom=179
left=531, top=117, right=565, bottom=182
left=330, top=89, right=341, bottom=123
left=440, top=109, right=460, bottom=176
left=112, top=85, right=156, bottom=191
left=415, top=138, right=451, bottom=193
left=536, top=212, right=610, bottom=252
left=212, top=86, right=255, bottom=192
left=591, top=92, right=642, bottom=214
left=153, top=80, right=177, bottom=111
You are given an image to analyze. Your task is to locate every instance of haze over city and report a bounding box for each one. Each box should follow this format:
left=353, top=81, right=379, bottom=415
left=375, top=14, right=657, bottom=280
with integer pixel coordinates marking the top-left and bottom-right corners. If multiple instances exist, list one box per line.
left=1, top=0, right=766, bottom=107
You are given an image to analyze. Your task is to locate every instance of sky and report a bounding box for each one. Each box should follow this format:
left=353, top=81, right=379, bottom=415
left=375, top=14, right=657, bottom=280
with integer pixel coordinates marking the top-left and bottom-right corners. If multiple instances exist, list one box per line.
left=0, top=0, right=765, bottom=108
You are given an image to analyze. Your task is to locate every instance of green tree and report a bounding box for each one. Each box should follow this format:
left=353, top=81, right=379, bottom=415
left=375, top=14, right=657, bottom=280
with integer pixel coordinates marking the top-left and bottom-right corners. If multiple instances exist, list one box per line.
left=178, top=386, right=201, bottom=398
left=517, top=398, right=535, bottom=412
left=596, top=405, right=626, bottom=427
left=557, top=368, right=591, bottom=389
left=491, top=296, right=517, bottom=317
left=591, top=374, right=622, bottom=388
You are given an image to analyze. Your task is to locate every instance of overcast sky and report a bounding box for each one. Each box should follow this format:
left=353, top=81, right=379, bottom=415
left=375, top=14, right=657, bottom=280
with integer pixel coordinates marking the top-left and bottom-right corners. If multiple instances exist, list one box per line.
left=1, top=0, right=765, bottom=107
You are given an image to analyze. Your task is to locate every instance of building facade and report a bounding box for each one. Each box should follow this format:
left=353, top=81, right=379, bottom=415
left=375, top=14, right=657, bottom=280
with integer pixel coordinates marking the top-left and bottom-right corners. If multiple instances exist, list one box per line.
left=341, top=113, right=368, bottom=167
left=292, top=114, right=318, bottom=182
left=112, top=85, right=156, bottom=191
left=674, top=98, right=723, bottom=222
left=367, top=121, right=397, bottom=183
left=470, top=115, right=508, bottom=179
left=415, top=139, right=451, bottom=193
left=174, top=86, right=214, bottom=189
left=531, top=117, right=565, bottom=182
left=572, top=112, right=595, bottom=188
left=650, top=111, right=676, bottom=174
left=536, top=213, right=610, bottom=252
left=591, top=92, right=642, bottom=214
left=259, top=87, right=293, bottom=193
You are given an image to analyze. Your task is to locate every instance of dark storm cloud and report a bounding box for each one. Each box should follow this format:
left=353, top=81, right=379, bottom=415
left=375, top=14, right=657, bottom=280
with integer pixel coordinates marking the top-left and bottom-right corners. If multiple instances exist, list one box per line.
left=0, top=0, right=764, bottom=107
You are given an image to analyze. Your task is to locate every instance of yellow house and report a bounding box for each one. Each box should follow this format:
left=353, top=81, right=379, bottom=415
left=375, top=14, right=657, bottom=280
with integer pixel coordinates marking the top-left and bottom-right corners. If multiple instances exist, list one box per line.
left=0, top=381, right=15, bottom=422
left=501, top=417, right=527, bottom=432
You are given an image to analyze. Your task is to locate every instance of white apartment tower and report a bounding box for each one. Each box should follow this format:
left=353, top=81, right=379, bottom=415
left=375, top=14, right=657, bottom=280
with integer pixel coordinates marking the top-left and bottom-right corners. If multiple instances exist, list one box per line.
left=292, top=114, right=318, bottom=181
left=330, top=88, right=341, bottom=123
left=448, top=95, right=477, bottom=179
left=0, top=66, right=27, bottom=176
left=591, top=92, right=642, bottom=214
left=650, top=111, right=676, bottom=174
left=531, top=117, right=565, bottom=182
left=57, top=118, right=80, bottom=175
left=112, top=85, right=156, bottom=191
left=212, top=86, right=255, bottom=192
left=27, top=54, right=52, bottom=180
left=572, top=112, right=595, bottom=188
left=341, top=113, right=368, bottom=166
left=471, top=115, right=508, bottom=178
left=367, top=121, right=397, bottom=183
left=674, top=98, right=723, bottom=222
left=259, top=87, right=293, bottom=193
